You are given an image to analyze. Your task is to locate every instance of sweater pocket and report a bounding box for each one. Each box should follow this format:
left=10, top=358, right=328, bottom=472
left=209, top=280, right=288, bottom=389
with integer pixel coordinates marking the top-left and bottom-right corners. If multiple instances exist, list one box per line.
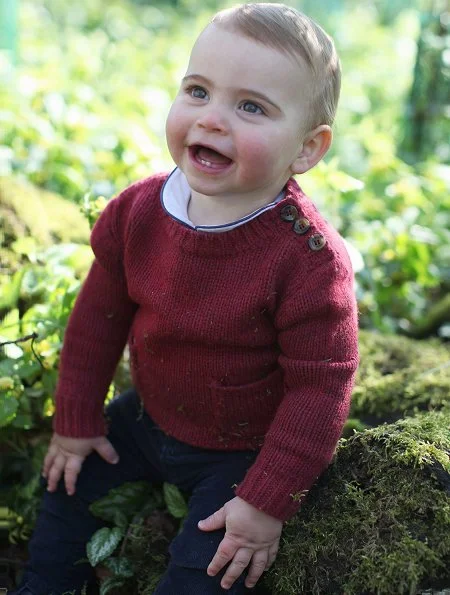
left=210, top=367, right=284, bottom=439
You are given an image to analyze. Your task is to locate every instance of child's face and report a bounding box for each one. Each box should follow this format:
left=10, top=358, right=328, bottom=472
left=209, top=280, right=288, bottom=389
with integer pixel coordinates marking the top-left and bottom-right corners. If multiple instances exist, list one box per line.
left=166, top=24, right=313, bottom=205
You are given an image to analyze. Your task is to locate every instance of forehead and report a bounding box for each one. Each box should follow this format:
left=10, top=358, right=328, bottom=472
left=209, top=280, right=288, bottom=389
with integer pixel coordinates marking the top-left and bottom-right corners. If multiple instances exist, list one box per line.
left=187, top=24, right=311, bottom=107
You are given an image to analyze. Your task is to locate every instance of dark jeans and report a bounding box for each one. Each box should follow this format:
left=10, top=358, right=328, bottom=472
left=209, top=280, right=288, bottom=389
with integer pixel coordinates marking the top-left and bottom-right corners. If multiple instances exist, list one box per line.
left=14, top=389, right=260, bottom=594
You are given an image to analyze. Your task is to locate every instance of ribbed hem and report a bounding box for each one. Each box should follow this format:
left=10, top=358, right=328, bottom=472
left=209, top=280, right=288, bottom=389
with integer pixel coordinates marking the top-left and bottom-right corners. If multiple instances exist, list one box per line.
left=235, top=457, right=322, bottom=522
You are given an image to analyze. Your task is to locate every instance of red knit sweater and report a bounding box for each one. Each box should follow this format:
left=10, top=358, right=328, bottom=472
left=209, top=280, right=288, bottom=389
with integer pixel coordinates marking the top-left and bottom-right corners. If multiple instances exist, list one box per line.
left=54, top=172, right=359, bottom=521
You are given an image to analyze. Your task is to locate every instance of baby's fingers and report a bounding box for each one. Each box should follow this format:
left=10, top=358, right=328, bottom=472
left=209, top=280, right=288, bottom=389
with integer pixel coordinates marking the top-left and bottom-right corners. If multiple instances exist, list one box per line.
left=46, top=453, right=67, bottom=492
left=42, top=441, right=59, bottom=478
left=266, top=538, right=280, bottom=570
left=64, top=456, right=84, bottom=496
left=94, top=438, right=119, bottom=465
left=220, top=547, right=253, bottom=590
left=245, top=549, right=269, bottom=589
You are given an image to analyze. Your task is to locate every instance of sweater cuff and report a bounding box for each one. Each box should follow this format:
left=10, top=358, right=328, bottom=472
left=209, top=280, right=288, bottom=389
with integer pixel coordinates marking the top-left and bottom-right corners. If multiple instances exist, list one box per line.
left=235, top=454, right=323, bottom=522
left=53, top=391, right=107, bottom=438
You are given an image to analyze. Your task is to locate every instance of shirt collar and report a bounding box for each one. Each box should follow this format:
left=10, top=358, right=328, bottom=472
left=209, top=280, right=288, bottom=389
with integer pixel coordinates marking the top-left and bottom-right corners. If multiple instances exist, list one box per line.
left=160, top=168, right=285, bottom=233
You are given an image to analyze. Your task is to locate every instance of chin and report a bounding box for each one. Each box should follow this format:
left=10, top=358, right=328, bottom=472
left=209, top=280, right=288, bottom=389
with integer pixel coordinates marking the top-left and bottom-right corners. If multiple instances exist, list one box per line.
left=188, top=183, right=220, bottom=197
left=184, top=174, right=224, bottom=197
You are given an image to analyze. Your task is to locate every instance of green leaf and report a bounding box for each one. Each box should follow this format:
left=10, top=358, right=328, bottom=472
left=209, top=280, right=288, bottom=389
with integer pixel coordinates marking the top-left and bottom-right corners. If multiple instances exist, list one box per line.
left=89, top=481, right=152, bottom=523
left=24, top=385, right=45, bottom=398
left=103, top=556, right=134, bottom=578
left=64, top=244, right=94, bottom=272
left=17, top=359, right=42, bottom=383
left=11, top=413, right=33, bottom=429
left=99, top=576, right=127, bottom=595
left=0, top=270, right=25, bottom=310
left=113, top=510, right=129, bottom=531
left=41, top=369, right=58, bottom=395
left=0, top=392, right=19, bottom=427
left=0, top=309, right=20, bottom=341
left=11, top=237, right=38, bottom=257
left=163, top=483, right=188, bottom=519
left=0, top=359, right=17, bottom=376
left=21, top=269, right=46, bottom=298
left=86, top=526, right=123, bottom=567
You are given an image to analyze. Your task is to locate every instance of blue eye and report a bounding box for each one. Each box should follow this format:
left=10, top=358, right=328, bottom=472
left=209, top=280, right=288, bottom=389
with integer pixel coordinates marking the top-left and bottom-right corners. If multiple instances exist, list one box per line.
left=188, top=86, right=208, bottom=99
left=241, top=101, right=263, bottom=114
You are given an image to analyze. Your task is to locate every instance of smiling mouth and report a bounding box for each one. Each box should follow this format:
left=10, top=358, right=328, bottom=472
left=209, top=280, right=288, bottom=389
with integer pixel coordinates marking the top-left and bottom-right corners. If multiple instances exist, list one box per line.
left=189, top=144, right=233, bottom=169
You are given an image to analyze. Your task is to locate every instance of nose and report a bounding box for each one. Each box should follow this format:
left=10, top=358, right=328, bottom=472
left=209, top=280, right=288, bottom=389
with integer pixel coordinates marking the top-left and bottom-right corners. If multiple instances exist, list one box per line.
left=196, top=107, right=229, bottom=134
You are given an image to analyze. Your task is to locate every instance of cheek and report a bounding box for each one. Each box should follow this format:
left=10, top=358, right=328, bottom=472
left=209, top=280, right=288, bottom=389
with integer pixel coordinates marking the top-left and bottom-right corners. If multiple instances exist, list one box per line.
left=237, top=136, right=273, bottom=170
left=238, top=128, right=300, bottom=178
left=165, top=103, right=187, bottom=160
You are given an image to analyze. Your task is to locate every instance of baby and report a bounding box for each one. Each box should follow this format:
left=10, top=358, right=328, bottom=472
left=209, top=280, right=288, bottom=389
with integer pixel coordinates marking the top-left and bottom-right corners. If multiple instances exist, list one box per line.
left=13, top=3, right=358, bottom=594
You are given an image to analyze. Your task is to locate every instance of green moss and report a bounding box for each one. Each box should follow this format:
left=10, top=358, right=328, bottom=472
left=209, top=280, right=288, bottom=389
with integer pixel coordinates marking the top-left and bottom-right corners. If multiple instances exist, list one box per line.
left=266, top=410, right=450, bottom=595
left=352, top=331, right=450, bottom=423
left=0, top=176, right=90, bottom=253
left=121, top=513, right=173, bottom=594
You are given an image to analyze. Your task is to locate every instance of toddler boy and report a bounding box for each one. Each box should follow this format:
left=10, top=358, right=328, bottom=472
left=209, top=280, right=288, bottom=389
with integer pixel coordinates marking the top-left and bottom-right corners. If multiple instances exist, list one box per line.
left=13, top=3, right=358, bottom=594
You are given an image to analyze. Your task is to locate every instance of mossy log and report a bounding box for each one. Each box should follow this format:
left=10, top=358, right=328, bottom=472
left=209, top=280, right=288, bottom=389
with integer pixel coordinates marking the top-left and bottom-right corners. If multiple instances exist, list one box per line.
left=265, top=410, right=450, bottom=595
left=350, top=331, right=450, bottom=427
left=407, top=294, right=450, bottom=340
left=0, top=176, right=90, bottom=269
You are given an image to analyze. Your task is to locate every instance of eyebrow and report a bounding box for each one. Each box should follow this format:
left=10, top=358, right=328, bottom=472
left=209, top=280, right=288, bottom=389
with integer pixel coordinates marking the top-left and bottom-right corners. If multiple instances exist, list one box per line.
left=182, top=74, right=282, bottom=112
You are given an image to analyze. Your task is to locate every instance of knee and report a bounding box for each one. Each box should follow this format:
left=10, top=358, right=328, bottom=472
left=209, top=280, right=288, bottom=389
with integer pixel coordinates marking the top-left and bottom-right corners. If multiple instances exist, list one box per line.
left=104, top=387, right=139, bottom=419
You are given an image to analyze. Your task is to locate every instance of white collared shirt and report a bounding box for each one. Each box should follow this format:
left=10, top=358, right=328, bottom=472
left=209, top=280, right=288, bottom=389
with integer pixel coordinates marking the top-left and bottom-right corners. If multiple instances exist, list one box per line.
left=161, top=168, right=284, bottom=233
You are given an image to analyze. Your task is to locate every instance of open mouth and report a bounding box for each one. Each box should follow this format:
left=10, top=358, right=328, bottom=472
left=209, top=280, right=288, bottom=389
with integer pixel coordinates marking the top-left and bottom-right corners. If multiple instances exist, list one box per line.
left=189, top=144, right=233, bottom=171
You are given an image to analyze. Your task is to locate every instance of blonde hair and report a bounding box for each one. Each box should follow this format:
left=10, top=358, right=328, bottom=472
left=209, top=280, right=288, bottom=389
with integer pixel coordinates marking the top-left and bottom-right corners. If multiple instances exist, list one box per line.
left=211, top=3, right=341, bottom=131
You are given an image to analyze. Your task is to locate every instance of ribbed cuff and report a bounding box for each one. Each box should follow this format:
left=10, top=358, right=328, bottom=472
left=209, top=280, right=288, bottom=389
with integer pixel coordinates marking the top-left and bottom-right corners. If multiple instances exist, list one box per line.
left=53, top=390, right=107, bottom=438
left=235, top=456, right=322, bottom=522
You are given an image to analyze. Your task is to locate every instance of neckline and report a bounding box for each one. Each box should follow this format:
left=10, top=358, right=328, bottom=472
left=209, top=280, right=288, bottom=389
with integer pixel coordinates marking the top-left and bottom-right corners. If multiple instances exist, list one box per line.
left=160, top=167, right=285, bottom=232
left=159, top=176, right=309, bottom=257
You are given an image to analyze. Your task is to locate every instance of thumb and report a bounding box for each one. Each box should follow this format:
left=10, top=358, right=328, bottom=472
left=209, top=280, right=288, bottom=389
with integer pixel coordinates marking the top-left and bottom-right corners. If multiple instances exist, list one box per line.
left=95, top=438, right=119, bottom=465
left=198, top=507, right=226, bottom=531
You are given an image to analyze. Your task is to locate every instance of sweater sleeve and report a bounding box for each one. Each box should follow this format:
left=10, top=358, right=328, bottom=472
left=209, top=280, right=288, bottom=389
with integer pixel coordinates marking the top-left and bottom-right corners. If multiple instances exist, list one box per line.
left=235, top=253, right=359, bottom=521
left=53, top=192, right=138, bottom=437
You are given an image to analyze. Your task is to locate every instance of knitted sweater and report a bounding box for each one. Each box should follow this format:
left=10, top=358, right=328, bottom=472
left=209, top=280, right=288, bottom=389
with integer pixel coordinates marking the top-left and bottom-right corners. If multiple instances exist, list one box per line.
left=54, top=172, right=359, bottom=521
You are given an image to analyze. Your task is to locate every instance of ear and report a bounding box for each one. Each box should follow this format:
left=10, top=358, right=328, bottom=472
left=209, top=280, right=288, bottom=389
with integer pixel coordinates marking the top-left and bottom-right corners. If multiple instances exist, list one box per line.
left=290, top=125, right=332, bottom=175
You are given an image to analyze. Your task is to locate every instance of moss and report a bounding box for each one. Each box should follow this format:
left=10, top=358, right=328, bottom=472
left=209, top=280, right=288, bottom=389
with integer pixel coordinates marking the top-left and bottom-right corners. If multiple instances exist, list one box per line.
left=0, top=176, right=90, bottom=256
left=352, top=331, right=450, bottom=424
left=265, top=410, right=450, bottom=595
left=122, top=511, right=177, bottom=595
left=38, top=186, right=90, bottom=244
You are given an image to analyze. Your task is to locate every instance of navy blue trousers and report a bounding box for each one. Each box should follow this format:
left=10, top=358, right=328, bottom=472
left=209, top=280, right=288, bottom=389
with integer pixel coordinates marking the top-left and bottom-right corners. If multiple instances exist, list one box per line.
left=14, top=389, right=260, bottom=594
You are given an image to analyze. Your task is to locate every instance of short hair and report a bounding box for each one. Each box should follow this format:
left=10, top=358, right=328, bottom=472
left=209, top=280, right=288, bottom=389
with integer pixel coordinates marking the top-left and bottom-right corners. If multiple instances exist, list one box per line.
left=211, top=3, right=341, bottom=131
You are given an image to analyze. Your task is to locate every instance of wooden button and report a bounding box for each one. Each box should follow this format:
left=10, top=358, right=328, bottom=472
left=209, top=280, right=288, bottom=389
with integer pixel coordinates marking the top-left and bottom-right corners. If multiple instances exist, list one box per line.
left=280, top=205, right=298, bottom=222
left=308, top=233, right=326, bottom=251
left=293, top=217, right=310, bottom=235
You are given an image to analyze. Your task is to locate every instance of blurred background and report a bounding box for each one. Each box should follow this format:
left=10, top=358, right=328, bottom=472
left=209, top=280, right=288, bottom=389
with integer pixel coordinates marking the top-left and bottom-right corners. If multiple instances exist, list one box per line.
left=0, top=0, right=449, bottom=587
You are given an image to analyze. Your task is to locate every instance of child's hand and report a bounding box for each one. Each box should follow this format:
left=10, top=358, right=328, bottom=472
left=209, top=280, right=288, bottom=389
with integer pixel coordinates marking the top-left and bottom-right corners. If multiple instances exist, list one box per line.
left=198, top=496, right=282, bottom=590
left=42, top=432, right=119, bottom=496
